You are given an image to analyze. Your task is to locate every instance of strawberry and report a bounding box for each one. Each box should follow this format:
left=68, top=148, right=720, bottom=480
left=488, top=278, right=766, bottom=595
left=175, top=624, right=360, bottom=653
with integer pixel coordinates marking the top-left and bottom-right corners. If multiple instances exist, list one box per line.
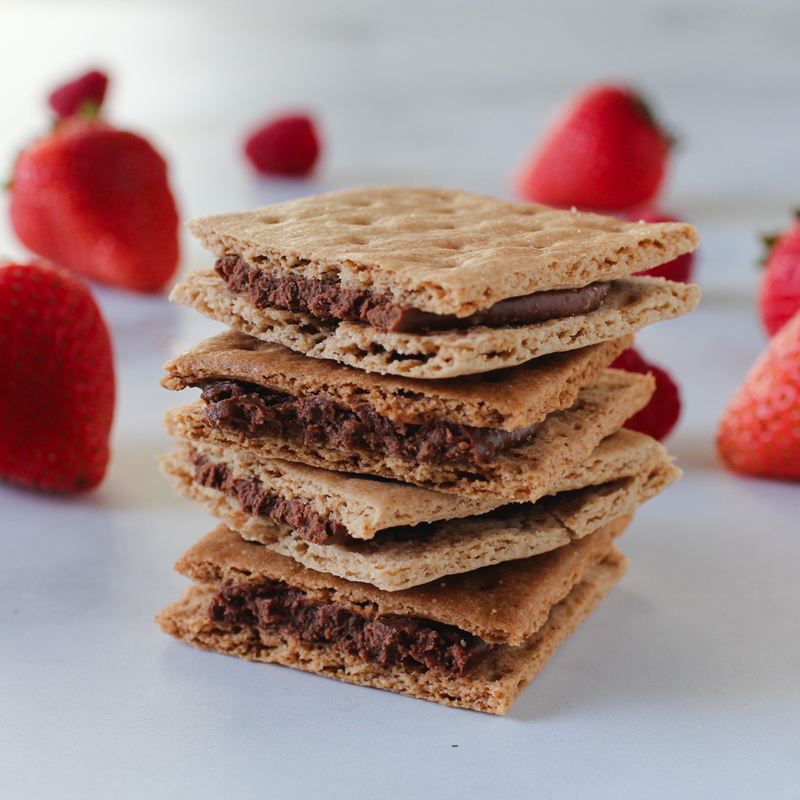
left=244, top=113, right=321, bottom=177
left=49, top=69, right=109, bottom=119
left=611, top=347, right=681, bottom=441
left=0, top=261, right=115, bottom=493
left=514, top=84, right=672, bottom=212
left=9, top=116, right=180, bottom=293
left=758, top=211, right=800, bottom=337
left=717, top=309, right=800, bottom=481
left=626, top=206, right=696, bottom=283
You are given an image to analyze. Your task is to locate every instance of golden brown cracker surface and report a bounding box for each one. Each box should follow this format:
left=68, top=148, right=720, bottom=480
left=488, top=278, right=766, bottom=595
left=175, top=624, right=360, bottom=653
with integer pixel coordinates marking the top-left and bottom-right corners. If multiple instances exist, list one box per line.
left=157, top=538, right=628, bottom=714
left=158, top=430, right=676, bottom=590
left=185, top=186, right=699, bottom=315
left=170, top=517, right=628, bottom=646
left=162, top=328, right=632, bottom=430
left=163, top=369, right=655, bottom=502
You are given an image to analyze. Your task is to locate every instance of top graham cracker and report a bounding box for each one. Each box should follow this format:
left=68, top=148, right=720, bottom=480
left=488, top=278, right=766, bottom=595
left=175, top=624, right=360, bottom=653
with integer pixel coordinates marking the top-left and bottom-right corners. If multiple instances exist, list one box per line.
left=185, top=186, right=700, bottom=317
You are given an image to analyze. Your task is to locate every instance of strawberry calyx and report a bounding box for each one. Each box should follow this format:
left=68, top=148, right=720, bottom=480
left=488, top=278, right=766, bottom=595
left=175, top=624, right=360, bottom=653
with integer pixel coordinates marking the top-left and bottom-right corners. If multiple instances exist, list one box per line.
left=631, top=91, right=677, bottom=150
left=75, top=101, right=103, bottom=120
left=759, top=209, right=800, bottom=266
left=760, top=232, right=781, bottom=262
left=758, top=210, right=800, bottom=336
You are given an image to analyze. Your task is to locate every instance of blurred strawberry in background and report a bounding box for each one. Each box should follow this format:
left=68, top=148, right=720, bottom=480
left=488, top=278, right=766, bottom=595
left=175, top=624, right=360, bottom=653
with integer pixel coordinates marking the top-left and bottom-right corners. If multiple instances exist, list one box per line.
left=7, top=69, right=180, bottom=293
left=611, top=346, right=682, bottom=442
left=0, top=261, right=115, bottom=493
left=244, top=113, right=321, bottom=177
left=514, top=84, right=672, bottom=213
left=717, top=308, right=800, bottom=481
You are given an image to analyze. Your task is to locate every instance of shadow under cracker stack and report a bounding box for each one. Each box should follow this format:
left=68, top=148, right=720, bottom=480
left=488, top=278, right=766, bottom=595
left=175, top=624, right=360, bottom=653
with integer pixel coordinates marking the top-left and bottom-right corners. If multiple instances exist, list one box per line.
left=158, top=186, right=700, bottom=714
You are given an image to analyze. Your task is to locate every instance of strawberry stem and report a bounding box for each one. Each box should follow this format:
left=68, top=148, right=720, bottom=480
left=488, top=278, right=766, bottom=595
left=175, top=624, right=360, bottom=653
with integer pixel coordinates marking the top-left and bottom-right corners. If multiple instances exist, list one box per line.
left=77, top=101, right=101, bottom=120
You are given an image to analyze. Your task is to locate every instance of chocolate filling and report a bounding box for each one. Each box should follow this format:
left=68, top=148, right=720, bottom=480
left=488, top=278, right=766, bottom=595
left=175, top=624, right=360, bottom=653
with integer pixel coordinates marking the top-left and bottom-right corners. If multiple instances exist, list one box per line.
left=191, top=452, right=349, bottom=545
left=195, top=380, right=541, bottom=466
left=190, top=451, right=509, bottom=546
left=210, top=582, right=491, bottom=676
left=215, top=255, right=611, bottom=333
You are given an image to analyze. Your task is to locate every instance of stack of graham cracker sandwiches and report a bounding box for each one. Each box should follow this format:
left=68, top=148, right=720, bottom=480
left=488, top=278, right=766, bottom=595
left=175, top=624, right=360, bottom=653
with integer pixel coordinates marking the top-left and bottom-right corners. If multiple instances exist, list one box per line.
left=156, top=186, right=699, bottom=714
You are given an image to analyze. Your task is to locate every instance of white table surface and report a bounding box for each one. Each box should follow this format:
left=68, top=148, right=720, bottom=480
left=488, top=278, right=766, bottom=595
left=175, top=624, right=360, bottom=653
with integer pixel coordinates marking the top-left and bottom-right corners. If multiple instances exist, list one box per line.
left=1, top=2, right=798, bottom=798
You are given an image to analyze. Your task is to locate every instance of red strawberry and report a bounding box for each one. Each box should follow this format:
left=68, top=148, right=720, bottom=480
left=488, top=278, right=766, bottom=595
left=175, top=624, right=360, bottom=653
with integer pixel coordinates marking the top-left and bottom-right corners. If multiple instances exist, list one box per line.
left=611, top=347, right=681, bottom=441
left=626, top=206, right=696, bottom=283
left=515, top=84, right=672, bottom=211
left=49, top=69, right=109, bottom=119
left=717, top=309, right=800, bottom=480
left=758, top=212, right=800, bottom=337
left=9, top=116, right=180, bottom=293
left=0, top=261, right=115, bottom=493
left=244, top=113, right=321, bottom=177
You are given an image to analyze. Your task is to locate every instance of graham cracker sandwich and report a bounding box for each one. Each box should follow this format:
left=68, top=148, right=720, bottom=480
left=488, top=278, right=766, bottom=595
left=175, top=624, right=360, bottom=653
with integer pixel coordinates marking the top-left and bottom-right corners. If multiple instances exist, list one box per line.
left=159, top=428, right=677, bottom=590
left=163, top=365, right=654, bottom=502
left=161, top=328, right=655, bottom=501
left=173, top=186, right=700, bottom=378
left=156, top=517, right=630, bottom=714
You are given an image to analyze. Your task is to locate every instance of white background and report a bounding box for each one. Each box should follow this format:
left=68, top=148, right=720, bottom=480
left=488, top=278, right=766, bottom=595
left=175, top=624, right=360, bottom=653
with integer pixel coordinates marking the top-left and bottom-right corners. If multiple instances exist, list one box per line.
left=1, top=2, right=798, bottom=798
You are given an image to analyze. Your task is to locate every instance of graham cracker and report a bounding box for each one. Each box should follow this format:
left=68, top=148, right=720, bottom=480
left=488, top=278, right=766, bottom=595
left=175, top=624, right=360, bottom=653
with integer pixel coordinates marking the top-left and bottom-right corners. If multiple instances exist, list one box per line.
left=157, top=522, right=629, bottom=714
left=160, top=430, right=673, bottom=590
left=162, top=369, right=655, bottom=502
left=169, top=272, right=699, bottom=379
left=259, top=457, right=671, bottom=591
left=161, top=328, right=632, bottom=430
left=167, top=517, right=627, bottom=644
left=159, top=445, right=502, bottom=539
left=159, top=426, right=668, bottom=540
left=184, top=186, right=699, bottom=315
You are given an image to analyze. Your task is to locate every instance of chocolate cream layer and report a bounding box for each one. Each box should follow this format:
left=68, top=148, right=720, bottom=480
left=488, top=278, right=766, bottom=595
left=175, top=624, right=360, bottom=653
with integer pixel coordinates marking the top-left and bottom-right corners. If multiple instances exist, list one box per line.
left=191, top=451, right=349, bottom=545
left=215, top=255, right=611, bottom=333
left=190, top=450, right=509, bottom=546
left=196, top=379, right=542, bottom=466
left=209, top=581, right=491, bottom=677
